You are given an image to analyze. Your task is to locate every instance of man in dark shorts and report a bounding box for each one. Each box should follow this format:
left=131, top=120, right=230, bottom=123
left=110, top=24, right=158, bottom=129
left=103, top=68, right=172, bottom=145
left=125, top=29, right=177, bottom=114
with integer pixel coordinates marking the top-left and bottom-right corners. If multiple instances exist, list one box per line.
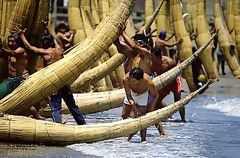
left=16, top=27, right=86, bottom=125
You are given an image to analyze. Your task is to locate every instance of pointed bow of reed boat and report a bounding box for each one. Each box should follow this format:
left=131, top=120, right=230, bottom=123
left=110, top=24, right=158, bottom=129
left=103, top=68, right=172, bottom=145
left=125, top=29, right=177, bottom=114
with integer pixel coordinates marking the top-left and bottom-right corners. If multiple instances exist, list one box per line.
left=0, top=82, right=210, bottom=146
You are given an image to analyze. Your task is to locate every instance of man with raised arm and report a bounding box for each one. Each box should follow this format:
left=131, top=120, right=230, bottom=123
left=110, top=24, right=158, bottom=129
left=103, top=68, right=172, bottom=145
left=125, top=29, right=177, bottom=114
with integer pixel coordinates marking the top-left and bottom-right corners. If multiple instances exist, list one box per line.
left=155, top=31, right=183, bottom=57
left=15, top=27, right=86, bottom=125
left=55, top=23, right=76, bottom=51
left=114, top=23, right=152, bottom=74
left=114, top=25, right=165, bottom=140
left=122, top=67, right=159, bottom=142
left=0, top=35, right=40, bottom=119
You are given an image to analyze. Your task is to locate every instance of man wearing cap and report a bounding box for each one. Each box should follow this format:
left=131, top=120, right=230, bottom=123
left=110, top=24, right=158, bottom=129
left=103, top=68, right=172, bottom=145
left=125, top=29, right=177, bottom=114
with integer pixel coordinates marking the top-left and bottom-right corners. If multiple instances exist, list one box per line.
left=155, top=31, right=183, bottom=57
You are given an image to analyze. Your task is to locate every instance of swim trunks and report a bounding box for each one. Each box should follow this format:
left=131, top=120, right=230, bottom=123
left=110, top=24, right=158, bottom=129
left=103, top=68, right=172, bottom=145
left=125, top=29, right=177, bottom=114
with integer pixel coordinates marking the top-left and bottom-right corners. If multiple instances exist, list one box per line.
left=123, top=90, right=152, bottom=107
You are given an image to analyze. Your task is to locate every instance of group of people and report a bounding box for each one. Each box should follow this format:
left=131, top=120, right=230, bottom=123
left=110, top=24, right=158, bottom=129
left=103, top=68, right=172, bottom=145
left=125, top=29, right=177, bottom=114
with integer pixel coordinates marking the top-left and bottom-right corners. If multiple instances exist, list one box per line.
left=0, top=21, right=85, bottom=125
left=113, top=23, right=186, bottom=142
left=0, top=17, right=211, bottom=142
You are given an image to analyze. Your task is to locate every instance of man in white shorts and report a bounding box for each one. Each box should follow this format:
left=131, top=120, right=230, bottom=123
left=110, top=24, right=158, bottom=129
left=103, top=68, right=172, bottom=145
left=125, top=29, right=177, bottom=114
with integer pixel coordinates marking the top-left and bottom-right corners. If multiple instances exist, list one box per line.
left=122, top=67, right=159, bottom=142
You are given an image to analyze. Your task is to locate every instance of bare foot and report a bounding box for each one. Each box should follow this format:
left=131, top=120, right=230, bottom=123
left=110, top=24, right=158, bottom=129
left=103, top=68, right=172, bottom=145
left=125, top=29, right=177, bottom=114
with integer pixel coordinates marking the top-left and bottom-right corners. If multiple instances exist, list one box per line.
left=160, top=132, right=167, bottom=138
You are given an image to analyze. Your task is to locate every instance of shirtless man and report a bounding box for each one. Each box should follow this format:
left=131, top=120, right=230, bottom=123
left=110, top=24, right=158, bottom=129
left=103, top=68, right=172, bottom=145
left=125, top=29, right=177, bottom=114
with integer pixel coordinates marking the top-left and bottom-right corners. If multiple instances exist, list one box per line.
left=151, top=47, right=185, bottom=122
left=114, top=24, right=152, bottom=74
left=16, top=27, right=86, bottom=125
left=155, top=31, right=183, bottom=57
left=55, top=23, right=76, bottom=51
left=115, top=27, right=165, bottom=139
left=114, top=32, right=136, bottom=73
left=0, top=34, right=40, bottom=119
left=123, top=67, right=159, bottom=142
left=129, top=34, right=152, bottom=75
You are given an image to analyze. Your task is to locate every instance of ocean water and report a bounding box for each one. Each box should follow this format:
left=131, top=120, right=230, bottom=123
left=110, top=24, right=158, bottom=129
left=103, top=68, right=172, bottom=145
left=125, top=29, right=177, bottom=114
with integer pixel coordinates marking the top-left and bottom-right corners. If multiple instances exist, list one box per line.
left=1, top=78, right=240, bottom=158
left=66, top=79, right=240, bottom=158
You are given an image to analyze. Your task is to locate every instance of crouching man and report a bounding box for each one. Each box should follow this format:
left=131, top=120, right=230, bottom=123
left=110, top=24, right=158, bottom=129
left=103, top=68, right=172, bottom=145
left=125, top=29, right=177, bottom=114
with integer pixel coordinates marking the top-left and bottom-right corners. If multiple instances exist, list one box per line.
left=122, top=67, right=159, bottom=142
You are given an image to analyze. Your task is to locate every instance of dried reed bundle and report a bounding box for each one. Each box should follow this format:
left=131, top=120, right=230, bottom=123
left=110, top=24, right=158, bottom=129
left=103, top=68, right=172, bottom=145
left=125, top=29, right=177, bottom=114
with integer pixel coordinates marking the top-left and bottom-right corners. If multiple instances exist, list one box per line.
left=0, top=83, right=209, bottom=146
left=233, top=0, right=240, bottom=61
left=0, top=0, right=136, bottom=114
left=68, top=0, right=86, bottom=43
left=4, top=0, right=37, bottom=40
left=170, top=0, right=196, bottom=92
left=41, top=32, right=216, bottom=116
left=196, top=0, right=218, bottom=79
left=156, top=0, right=167, bottom=33
left=214, top=0, right=240, bottom=78
left=226, top=0, right=239, bottom=61
left=80, top=0, right=109, bottom=92
left=71, top=53, right=126, bottom=92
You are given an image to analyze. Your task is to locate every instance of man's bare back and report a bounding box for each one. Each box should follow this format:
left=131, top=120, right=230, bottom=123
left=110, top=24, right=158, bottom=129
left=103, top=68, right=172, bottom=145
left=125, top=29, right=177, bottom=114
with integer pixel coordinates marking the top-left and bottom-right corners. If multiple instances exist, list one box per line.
left=41, top=47, right=63, bottom=66
left=122, top=33, right=152, bottom=74
left=155, top=38, right=169, bottom=56
left=16, top=27, right=64, bottom=66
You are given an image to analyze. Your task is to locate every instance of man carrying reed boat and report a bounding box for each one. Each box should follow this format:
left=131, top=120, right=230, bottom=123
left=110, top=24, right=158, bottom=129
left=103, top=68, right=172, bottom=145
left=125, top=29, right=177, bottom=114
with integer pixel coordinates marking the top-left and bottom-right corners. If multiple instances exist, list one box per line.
left=114, top=32, right=137, bottom=73
left=115, top=26, right=165, bottom=139
left=151, top=47, right=185, bottom=122
left=55, top=23, right=76, bottom=51
left=15, top=27, right=86, bottom=125
left=122, top=67, right=159, bottom=142
left=0, top=35, right=40, bottom=119
left=114, top=24, right=152, bottom=74
left=155, top=31, right=183, bottom=57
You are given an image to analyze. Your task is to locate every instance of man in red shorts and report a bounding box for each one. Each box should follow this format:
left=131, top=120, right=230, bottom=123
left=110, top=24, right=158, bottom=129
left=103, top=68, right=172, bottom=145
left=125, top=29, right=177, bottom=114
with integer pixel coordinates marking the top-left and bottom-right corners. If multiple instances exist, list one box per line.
left=151, top=47, right=185, bottom=122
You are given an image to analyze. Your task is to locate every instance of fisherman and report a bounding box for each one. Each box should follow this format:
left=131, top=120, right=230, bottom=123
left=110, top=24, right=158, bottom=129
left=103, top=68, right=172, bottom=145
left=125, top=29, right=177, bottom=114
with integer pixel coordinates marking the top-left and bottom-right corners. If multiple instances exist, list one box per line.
left=115, top=24, right=165, bottom=139
left=151, top=47, right=185, bottom=122
left=155, top=31, right=183, bottom=57
left=55, top=23, right=76, bottom=51
left=15, top=27, right=86, bottom=125
left=0, top=34, right=40, bottom=119
left=114, top=29, right=137, bottom=73
left=114, top=23, right=152, bottom=74
left=122, top=67, right=159, bottom=142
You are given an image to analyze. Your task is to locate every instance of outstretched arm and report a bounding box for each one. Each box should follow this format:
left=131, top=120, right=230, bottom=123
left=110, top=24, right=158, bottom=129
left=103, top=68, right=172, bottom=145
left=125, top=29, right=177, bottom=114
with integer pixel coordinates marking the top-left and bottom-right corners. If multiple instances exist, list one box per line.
left=163, top=38, right=183, bottom=47
left=123, top=32, right=151, bottom=57
left=122, top=31, right=136, bottom=48
left=15, top=26, right=49, bottom=55
left=113, top=35, right=133, bottom=57
left=165, top=33, right=174, bottom=41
